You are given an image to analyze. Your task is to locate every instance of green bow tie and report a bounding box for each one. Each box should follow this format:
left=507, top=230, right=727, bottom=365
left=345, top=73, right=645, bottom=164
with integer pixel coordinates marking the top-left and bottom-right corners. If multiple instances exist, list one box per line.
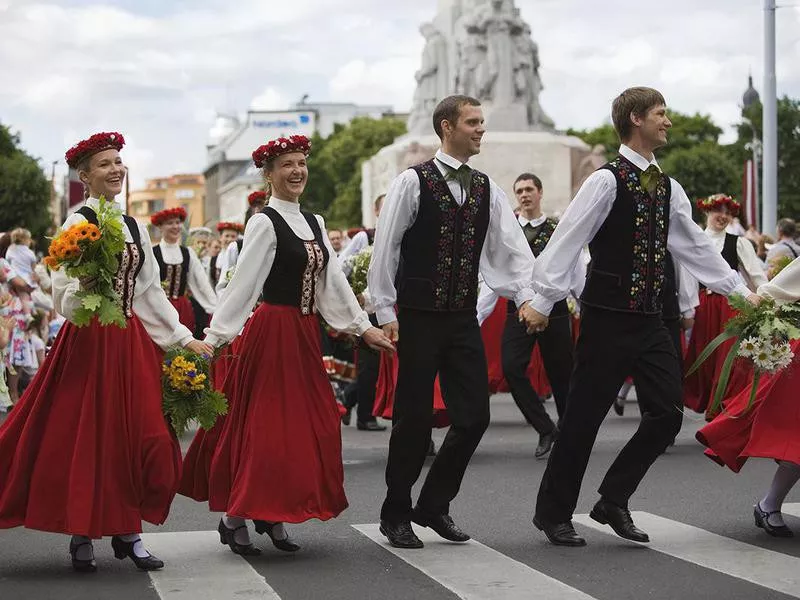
left=446, top=164, right=472, bottom=195
left=640, top=164, right=662, bottom=197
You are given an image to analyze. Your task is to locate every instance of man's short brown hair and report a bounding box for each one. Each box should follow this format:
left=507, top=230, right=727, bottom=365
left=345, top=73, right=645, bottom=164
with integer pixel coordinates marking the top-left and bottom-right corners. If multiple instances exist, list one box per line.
left=432, top=95, right=481, bottom=139
left=611, top=87, right=666, bottom=142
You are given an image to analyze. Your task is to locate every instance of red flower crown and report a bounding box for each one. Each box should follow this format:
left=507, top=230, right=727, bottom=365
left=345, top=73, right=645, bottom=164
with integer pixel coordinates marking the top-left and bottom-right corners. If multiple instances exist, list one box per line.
left=696, top=193, right=740, bottom=216
left=151, top=207, right=187, bottom=226
left=248, top=190, right=268, bottom=206
left=252, top=135, right=311, bottom=168
left=216, top=221, right=244, bottom=233
left=65, top=132, right=125, bottom=168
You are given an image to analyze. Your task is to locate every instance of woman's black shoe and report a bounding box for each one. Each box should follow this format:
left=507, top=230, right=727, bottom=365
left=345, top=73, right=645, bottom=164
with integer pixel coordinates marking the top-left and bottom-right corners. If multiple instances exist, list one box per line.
left=69, top=540, right=97, bottom=573
left=253, top=520, right=301, bottom=552
left=111, top=536, right=165, bottom=571
left=754, top=503, right=794, bottom=538
left=218, top=519, right=262, bottom=556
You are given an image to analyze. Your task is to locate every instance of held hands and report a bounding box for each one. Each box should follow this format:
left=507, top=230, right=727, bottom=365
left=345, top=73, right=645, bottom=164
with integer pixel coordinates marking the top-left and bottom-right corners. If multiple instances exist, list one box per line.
left=680, top=317, right=695, bottom=331
left=184, top=339, right=214, bottom=358
left=746, top=293, right=763, bottom=307
left=364, top=326, right=396, bottom=353
left=382, top=320, right=399, bottom=343
left=518, top=301, right=548, bottom=334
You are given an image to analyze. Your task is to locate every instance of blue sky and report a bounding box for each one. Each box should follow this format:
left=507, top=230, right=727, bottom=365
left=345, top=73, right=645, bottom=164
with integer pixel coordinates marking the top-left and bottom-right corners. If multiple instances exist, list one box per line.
left=1, top=0, right=798, bottom=191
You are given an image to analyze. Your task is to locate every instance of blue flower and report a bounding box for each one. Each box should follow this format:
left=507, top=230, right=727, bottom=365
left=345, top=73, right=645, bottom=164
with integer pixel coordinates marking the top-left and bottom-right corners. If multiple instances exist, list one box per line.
left=188, top=370, right=196, bottom=378
left=165, top=359, right=172, bottom=367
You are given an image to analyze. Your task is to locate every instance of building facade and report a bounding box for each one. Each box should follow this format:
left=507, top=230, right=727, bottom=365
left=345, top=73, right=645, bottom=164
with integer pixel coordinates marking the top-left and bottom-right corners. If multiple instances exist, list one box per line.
left=129, top=173, right=205, bottom=238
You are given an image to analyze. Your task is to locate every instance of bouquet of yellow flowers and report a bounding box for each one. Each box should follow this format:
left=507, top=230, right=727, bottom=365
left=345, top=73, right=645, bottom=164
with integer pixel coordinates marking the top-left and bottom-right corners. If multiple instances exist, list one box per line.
left=43, top=197, right=127, bottom=327
left=161, top=348, right=228, bottom=437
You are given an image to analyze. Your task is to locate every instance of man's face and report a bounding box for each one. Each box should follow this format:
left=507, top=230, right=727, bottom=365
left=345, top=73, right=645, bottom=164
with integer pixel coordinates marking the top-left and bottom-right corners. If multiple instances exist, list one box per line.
left=444, top=104, right=486, bottom=157
left=634, top=104, right=672, bottom=149
left=328, top=230, right=343, bottom=252
left=514, top=179, right=542, bottom=214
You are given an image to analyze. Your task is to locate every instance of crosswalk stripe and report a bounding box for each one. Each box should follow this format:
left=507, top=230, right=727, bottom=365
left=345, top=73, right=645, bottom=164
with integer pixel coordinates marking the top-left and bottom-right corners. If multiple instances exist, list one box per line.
left=353, top=523, right=598, bottom=600
left=777, top=502, right=800, bottom=520
left=142, top=531, right=281, bottom=600
left=574, top=512, right=800, bottom=598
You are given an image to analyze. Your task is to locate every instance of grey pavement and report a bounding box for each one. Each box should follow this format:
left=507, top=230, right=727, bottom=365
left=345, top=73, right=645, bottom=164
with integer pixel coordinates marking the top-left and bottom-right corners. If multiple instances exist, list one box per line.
left=1, top=395, right=798, bottom=600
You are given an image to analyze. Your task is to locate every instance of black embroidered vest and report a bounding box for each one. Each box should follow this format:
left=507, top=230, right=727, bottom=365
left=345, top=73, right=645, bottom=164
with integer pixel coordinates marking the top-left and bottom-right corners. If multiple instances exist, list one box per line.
left=581, top=155, right=671, bottom=315
left=152, top=244, right=190, bottom=299
left=261, top=207, right=329, bottom=315
left=700, top=233, right=738, bottom=294
left=75, top=206, right=143, bottom=318
left=397, top=159, right=491, bottom=312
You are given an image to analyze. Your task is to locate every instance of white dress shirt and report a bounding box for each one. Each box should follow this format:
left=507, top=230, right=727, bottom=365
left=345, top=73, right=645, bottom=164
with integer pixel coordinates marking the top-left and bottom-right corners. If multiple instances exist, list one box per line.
left=52, top=197, right=194, bottom=349
left=529, top=144, right=751, bottom=316
left=339, top=230, right=370, bottom=276
left=204, top=197, right=372, bottom=347
left=759, top=256, right=800, bottom=304
left=214, top=240, right=240, bottom=294
left=158, top=240, right=217, bottom=314
left=368, top=149, right=536, bottom=326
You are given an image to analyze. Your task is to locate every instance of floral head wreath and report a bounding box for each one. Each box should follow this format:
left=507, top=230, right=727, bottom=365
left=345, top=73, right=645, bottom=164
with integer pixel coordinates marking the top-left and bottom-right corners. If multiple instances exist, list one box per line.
left=247, top=190, right=268, bottom=206
left=696, top=193, right=740, bottom=216
left=252, top=134, right=311, bottom=168
left=65, top=132, right=125, bottom=168
left=151, top=207, right=188, bottom=226
left=216, top=221, right=244, bottom=234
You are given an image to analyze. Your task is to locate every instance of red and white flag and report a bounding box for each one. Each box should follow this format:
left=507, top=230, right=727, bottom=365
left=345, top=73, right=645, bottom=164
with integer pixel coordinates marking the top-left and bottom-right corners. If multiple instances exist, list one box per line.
left=741, top=159, right=759, bottom=231
left=67, top=168, right=84, bottom=209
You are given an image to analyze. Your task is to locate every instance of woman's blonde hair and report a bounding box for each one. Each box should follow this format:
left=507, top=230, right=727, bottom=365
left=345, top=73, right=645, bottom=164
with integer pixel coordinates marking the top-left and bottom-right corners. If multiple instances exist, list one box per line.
left=10, top=228, right=31, bottom=244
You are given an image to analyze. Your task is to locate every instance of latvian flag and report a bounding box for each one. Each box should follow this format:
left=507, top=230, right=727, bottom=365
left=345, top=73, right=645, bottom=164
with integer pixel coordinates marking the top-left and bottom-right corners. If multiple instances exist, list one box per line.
left=741, top=159, right=759, bottom=231
left=67, top=167, right=84, bottom=210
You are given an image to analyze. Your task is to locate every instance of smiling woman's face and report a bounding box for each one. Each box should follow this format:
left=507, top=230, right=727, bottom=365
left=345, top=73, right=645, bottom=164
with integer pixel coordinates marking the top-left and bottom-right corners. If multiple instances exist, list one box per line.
left=79, top=149, right=125, bottom=199
left=266, top=152, right=308, bottom=202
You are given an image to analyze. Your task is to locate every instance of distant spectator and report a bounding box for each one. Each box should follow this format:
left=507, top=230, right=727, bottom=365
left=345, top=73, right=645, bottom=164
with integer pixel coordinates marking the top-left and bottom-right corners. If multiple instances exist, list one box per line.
left=766, top=218, right=800, bottom=261
left=5, top=228, right=37, bottom=290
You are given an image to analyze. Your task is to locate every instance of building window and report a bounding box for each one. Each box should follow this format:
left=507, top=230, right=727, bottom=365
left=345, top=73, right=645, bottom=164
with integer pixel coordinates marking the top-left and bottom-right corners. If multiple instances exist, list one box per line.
left=174, top=189, right=196, bottom=199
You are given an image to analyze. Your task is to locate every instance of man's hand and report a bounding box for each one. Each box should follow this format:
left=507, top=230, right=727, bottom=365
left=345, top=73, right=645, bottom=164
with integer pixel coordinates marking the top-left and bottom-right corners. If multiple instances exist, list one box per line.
left=185, top=339, right=214, bottom=358
left=746, top=293, right=763, bottom=307
left=681, top=317, right=695, bottom=331
left=519, top=301, right=548, bottom=334
left=382, top=320, right=399, bottom=343
left=363, top=327, right=396, bottom=353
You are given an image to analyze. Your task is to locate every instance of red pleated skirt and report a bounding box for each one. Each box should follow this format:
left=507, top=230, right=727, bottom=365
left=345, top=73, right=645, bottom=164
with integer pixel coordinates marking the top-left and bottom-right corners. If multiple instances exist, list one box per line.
left=0, top=317, right=181, bottom=538
left=696, top=339, right=800, bottom=472
left=373, top=352, right=450, bottom=428
left=170, top=296, right=196, bottom=332
left=181, top=303, right=347, bottom=523
left=683, top=293, right=751, bottom=413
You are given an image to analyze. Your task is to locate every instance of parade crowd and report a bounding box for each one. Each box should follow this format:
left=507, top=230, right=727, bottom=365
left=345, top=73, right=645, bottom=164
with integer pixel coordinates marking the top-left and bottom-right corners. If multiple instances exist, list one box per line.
left=1, top=88, right=800, bottom=572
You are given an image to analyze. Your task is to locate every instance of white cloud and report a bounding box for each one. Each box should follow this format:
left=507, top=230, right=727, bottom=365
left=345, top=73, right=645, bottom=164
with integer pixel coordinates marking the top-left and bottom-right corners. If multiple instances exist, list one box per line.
left=329, top=57, right=419, bottom=109
left=250, top=87, right=288, bottom=111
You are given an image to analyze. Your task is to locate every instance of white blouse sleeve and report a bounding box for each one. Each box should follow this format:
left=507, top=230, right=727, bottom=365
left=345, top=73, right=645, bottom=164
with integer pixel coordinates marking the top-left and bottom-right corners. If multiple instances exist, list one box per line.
left=214, top=241, right=239, bottom=294
left=758, top=256, right=800, bottom=304
left=187, top=250, right=217, bottom=313
left=315, top=215, right=372, bottom=336
left=205, top=214, right=275, bottom=347
left=677, top=263, right=700, bottom=318
left=476, top=283, right=499, bottom=326
left=51, top=212, right=87, bottom=321
left=132, top=224, right=194, bottom=350
left=737, top=236, right=768, bottom=290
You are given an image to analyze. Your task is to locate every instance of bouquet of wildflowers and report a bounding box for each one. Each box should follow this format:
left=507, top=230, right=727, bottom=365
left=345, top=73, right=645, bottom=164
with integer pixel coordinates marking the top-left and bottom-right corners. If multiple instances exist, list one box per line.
left=161, top=348, right=228, bottom=436
left=43, top=197, right=126, bottom=327
left=687, top=295, right=800, bottom=415
left=347, top=246, right=372, bottom=296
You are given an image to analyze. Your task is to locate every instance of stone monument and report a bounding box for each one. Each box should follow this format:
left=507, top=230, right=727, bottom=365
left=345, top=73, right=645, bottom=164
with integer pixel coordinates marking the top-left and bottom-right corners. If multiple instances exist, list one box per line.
left=361, top=0, right=590, bottom=226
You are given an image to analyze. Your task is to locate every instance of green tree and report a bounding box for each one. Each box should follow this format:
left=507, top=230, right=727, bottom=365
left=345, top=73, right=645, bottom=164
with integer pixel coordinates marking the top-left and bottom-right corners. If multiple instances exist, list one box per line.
left=732, top=97, right=800, bottom=220
left=660, top=144, right=741, bottom=212
left=0, top=123, right=52, bottom=241
left=300, top=131, right=334, bottom=215
left=320, top=116, right=407, bottom=228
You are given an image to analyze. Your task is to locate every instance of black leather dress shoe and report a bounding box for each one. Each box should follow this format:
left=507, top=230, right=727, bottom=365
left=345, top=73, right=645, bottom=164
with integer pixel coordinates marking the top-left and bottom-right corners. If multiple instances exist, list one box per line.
left=412, top=510, right=470, bottom=542
left=356, top=420, right=387, bottom=431
left=379, top=520, right=424, bottom=549
left=111, top=536, right=165, bottom=571
left=217, top=519, right=262, bottom=556
left=532, top=516, right=586, bottom=547
left=754, top=502, right=794, bottom=538
left=253, top=520, right=301, bottom=552
left=341, top=407, right=352, bottom=426
left=589, top=499, right=649, bottom=542
left=69, top=540, right=97, bottom=573
left=535, top=429, right=557, bottom=459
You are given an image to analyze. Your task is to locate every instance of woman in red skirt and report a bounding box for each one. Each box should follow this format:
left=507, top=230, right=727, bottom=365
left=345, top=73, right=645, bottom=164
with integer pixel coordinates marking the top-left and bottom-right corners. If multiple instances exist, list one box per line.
left=0, top=133, right=211, bottom=572
left=697, top=256, right=800, bottom=537
left=151, top=207, right=217, bottom=332
left=182, top=135, right=394, bottom=556
left=683, top=194, right=766, bottom=415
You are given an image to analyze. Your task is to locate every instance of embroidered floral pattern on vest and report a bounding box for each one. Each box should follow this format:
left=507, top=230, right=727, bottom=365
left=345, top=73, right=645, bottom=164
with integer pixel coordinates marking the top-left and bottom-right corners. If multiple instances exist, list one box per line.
left=417, top=160, right=487, bottom=310
left=164, top=264, right=184, bottom=299
left=529, top=219, right=557, bottom=256
left=300, top=240, right=326, bottom=315
left=113, top=242, right=141, bottom=318
left=612, top=156, right=669, bottom=312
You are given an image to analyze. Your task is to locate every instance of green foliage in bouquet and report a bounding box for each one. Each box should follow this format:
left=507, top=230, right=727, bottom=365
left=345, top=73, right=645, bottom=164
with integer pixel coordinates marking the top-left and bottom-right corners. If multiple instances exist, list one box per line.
left=348, top=246, right=372, bottom=296
left=687, top=295, right=800, bottom=415
left=162, top=348, right=228, bottom=437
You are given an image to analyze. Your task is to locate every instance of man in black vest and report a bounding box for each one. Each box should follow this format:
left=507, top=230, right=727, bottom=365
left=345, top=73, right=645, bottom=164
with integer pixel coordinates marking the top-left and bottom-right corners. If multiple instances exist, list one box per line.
left=369, top=95, right=542, bottom=549
left=498, top=173, right=583, bottom=458
left=525, top=87, right=759, bottom=547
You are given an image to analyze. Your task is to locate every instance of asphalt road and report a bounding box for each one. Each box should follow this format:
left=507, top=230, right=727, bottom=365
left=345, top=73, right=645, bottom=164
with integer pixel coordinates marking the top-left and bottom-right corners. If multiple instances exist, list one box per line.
left=1, top=395, right=798, bottom=600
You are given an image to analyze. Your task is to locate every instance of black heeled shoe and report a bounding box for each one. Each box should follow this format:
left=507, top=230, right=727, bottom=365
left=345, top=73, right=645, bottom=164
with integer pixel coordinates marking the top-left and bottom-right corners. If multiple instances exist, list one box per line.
left=110, top=536, right=165, bottom=571
left=754, top=503, right=794, bottom=538
left=69, top=540, right=97, bottom=573
left=253, top=520, right=301, bottom=552
left=218, top=519, right=262, bottom=556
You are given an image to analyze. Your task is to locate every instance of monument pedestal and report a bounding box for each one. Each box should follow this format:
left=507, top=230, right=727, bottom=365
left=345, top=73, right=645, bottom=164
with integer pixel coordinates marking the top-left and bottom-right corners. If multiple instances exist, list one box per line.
left=361, top=131, right=590, bottom=227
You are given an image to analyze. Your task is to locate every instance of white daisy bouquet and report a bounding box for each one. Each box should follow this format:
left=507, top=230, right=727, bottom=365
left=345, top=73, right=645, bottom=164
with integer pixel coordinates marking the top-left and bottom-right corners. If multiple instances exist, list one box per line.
left=687, top=295, right=800, bottom=415
left=346, top=246, right=372, bottom=296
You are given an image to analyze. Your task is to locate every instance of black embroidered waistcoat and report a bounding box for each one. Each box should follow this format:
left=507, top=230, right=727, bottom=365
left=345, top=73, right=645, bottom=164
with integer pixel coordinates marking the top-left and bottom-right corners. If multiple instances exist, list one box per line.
left=261, top=207, right=329, bottom=315
left=700, top=233, right=738, bottom=295
left=581, top=154, right=671, bottom=315
left=396, top=159, right=491, bottom=312
left=152, top=244, right=190, bottom=299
